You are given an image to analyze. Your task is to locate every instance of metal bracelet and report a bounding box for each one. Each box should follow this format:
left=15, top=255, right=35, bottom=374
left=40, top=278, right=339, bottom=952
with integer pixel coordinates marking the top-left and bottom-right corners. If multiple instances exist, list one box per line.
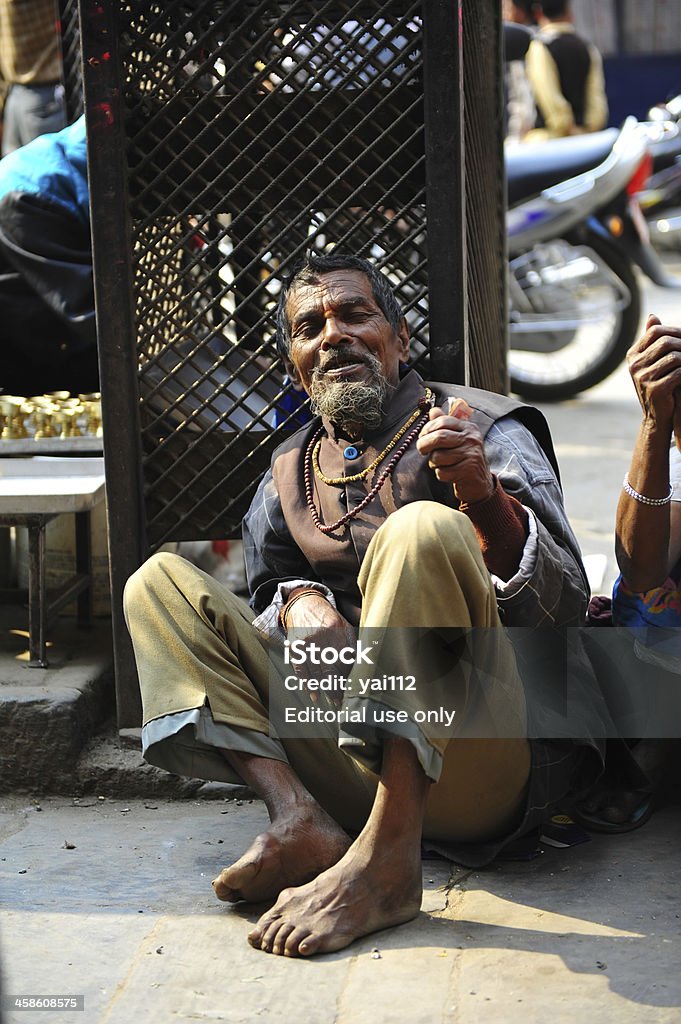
left=280, top=587, right=325, bottom=630
left=622, top=473, right=673, bottom=506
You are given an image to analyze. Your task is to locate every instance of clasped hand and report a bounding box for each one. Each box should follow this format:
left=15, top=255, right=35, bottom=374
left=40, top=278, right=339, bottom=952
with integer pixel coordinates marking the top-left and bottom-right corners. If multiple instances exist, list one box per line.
left=628, top=314, right=681, bottom=435
left=416, top=404, right=494, bottom=503
left=282, top=592, right=355, bottom=706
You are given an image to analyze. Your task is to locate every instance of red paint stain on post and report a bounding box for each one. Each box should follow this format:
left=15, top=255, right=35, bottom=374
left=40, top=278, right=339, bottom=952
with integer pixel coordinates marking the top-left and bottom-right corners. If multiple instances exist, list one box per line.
left=92, top=102, right=114, bottom=128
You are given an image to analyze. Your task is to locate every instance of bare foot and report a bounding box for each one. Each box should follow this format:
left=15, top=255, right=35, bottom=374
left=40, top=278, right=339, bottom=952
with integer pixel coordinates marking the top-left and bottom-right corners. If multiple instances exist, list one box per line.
left=212, top=800, right=351, bottom=904
left=247, top=833, right=423, bottom=957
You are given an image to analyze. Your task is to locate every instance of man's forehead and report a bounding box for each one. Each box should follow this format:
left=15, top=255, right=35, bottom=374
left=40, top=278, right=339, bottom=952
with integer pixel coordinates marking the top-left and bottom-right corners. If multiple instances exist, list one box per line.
left=287, top=270, right=378, bottom=317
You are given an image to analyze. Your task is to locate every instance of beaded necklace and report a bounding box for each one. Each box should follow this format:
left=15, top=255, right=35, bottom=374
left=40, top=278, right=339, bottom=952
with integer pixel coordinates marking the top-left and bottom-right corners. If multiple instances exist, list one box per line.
left=304, top=390, right=434, bottom=535
left=311, top=387, right=434, bottom=485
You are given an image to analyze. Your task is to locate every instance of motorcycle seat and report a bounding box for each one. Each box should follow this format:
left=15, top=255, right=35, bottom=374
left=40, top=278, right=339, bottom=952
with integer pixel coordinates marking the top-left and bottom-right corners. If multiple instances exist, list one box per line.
left=506, top=128, right=620, bottom=205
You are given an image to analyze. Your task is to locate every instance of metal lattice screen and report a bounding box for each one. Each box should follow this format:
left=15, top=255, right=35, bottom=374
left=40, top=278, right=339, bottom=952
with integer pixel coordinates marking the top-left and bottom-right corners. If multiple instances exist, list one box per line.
left=116, top=1, right=430, bottom=547
left=59, top=0, right=84, bottom=122
left=80, top=0, right=506, bottom=726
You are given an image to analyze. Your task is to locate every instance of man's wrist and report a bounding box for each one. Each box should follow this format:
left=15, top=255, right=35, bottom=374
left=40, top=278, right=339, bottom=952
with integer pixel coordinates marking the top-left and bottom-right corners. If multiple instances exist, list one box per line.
left=460, top=477, right=530, bottom=579
left=279, top=588, right=328, bottom=631
left=456, top=473, right=497, bottom=509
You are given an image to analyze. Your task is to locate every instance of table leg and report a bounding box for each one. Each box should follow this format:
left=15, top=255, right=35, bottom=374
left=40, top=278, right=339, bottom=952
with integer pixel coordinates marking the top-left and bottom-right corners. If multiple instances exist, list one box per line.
left=27, top=520, right=48, bottom=667
left=75, top=510, right=93, bottom=628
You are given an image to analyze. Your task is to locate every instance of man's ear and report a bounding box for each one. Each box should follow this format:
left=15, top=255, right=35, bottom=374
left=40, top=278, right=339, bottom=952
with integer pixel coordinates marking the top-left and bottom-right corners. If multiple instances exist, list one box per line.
left=284, top=358, right=305, bottom=390
left=397, top=317, right=411, bottom=361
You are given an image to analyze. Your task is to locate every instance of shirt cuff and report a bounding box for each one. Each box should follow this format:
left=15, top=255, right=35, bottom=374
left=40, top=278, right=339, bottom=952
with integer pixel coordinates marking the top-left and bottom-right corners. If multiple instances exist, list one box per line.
left=492, top=508, right=539, bottom=597
left=251, top=579, right=337, bottom=640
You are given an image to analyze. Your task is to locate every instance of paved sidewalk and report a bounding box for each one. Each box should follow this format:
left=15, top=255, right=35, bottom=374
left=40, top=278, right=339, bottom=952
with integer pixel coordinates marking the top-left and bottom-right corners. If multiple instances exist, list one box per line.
left=1, top=793, right=680, bottom=1024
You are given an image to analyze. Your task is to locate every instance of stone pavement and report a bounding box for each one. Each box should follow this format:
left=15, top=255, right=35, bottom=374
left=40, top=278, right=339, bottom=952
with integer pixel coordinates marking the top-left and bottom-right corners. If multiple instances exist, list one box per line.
left=1, top=792, right=680, bottom=1024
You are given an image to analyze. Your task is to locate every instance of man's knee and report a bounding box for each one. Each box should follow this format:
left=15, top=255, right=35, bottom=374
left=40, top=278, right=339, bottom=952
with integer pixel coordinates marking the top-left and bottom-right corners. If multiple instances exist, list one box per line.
left=377, top=501, right=478, bottom=555
left=123, top=551, right=189, bottom=616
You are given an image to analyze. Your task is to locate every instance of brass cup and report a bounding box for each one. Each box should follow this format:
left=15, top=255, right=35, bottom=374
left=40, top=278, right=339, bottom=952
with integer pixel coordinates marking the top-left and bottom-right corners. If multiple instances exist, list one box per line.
left=0, top=396, right=30, bottom=439
left=79, top=395, right=103, bottom=437
left=30, top=398, right=61, bottom=439
left=60, top=402, right=85, bottom=438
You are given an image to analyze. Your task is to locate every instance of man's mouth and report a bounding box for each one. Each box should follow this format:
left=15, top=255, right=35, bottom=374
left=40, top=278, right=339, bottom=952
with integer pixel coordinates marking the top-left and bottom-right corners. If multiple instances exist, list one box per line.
left=318, top=357, right=369, bottom=378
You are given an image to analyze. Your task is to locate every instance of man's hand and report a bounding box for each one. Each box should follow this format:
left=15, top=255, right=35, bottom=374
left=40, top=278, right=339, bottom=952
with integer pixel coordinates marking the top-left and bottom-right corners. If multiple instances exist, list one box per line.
left=283, top=590, right=347, bottom=632
left=282, top=590, right=355, bottom=705
left=627, top=314, right=681, bottom=434
left=416, top=404, right=495, bottom=504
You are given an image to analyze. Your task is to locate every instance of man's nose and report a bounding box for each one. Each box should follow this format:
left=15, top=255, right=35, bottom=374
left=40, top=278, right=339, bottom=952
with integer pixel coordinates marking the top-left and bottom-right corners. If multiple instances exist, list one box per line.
left=320, top=317, right=349, bottom=348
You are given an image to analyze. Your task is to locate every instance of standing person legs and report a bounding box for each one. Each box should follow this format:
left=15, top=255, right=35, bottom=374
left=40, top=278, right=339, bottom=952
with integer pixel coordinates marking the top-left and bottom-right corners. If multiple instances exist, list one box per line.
left=1, top=83, right=66, bottom=155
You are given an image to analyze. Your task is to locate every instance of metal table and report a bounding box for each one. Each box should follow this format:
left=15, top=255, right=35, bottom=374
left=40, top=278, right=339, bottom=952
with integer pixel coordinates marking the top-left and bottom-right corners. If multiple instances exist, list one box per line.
left=0, top=458, right=106, bottom=666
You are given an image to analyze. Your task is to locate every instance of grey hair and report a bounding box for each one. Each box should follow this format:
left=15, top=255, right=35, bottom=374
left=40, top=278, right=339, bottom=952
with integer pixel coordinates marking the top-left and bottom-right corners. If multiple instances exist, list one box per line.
left=275, top=252, right=404, bottom=360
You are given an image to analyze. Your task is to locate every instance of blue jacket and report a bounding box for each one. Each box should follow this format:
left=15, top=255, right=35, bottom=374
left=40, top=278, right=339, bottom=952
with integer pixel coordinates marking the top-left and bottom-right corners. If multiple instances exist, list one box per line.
left=0, top=115, right=88, bottom=224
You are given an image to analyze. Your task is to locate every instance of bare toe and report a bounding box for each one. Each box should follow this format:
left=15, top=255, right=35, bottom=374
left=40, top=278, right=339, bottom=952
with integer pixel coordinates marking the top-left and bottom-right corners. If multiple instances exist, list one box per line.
left=285, top=926, right=314, bottom=957
left=259, top=919, right=286, bottom=954
left=271, top=922, right=297, bottom=956
left=212, top=870, right=240, bottom=903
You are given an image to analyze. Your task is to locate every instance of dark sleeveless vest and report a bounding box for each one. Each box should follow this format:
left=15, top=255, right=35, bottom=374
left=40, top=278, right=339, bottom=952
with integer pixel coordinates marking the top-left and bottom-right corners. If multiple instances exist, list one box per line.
left=535, top=30, right=591, bottom=129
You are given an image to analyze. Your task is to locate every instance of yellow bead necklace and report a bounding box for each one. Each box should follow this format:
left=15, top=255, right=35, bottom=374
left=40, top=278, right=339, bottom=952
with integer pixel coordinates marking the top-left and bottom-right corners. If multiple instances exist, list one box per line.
left=312, top=387, right=434, bottom=485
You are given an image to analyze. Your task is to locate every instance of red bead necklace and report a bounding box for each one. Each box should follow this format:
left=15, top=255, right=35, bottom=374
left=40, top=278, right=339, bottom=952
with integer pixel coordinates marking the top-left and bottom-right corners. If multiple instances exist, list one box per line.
left=304, top=394, right=433, bottom=535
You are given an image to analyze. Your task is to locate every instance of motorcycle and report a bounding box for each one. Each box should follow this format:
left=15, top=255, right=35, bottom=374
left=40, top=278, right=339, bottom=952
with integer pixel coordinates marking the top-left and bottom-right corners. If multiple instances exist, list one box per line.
left=637, top=95, right=681, bottom=252
left=506, top=117, right=680, bottom=401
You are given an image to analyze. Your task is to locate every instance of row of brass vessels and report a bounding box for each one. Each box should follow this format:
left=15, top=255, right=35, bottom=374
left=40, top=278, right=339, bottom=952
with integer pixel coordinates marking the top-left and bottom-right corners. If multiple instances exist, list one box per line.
left=0, top=393, right=103, bottom=440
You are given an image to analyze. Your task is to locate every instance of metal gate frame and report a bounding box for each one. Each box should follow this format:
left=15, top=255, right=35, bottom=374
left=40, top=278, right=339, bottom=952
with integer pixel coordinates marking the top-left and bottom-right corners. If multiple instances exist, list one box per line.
left=78, top=0, right=506, bottom=728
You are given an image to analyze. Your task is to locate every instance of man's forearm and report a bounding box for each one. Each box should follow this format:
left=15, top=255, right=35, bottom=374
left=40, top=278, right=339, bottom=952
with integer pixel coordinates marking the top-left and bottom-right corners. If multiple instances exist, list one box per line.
left=616, top=420, right=674, bottom=590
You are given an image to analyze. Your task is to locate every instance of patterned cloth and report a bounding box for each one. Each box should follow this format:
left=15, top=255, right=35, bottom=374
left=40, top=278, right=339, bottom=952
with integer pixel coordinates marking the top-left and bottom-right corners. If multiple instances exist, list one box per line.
left=613, top=571, right=681, bottom=629
left=0, top=0, right=61, bottom=85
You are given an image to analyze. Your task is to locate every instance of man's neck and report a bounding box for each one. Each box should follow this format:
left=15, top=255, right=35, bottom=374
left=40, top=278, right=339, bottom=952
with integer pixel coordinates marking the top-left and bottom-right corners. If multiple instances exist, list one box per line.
left=337, top=417, right=369, bottom=440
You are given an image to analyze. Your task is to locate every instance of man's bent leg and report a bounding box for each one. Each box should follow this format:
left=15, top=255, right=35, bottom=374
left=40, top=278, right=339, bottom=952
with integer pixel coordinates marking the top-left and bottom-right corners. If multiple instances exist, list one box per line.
left=125, top=552, right=369, bottom=902
left=124, top=551, right=273, bottom=747
left=247, top=504, right=531, bottom=956
left=350, top=502, right=530, bottom=845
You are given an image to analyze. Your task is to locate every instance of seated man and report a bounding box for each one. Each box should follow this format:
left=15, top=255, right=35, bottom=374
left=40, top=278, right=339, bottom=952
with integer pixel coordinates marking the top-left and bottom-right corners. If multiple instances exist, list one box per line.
left=125, top=252, right=604, bottom=958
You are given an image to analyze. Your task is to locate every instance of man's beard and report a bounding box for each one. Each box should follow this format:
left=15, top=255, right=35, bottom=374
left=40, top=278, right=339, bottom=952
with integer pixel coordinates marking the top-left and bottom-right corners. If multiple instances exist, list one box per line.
left=308, top=353, right=390, bottom=433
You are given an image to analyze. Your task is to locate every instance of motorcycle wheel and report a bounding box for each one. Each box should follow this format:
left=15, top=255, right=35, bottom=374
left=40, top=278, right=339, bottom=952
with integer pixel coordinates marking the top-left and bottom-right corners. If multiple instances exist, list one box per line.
left=509, top=230, right=641, bottom=402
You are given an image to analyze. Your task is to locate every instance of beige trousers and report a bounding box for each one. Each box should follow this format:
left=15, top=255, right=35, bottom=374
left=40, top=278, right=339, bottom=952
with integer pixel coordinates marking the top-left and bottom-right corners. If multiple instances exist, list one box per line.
left=124, top=502, right=530, bottom=844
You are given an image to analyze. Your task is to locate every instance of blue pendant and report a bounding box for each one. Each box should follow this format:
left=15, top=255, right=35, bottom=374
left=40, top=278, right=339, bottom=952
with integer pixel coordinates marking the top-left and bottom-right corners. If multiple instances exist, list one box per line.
left=344, top=445, right=360, bottom=460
